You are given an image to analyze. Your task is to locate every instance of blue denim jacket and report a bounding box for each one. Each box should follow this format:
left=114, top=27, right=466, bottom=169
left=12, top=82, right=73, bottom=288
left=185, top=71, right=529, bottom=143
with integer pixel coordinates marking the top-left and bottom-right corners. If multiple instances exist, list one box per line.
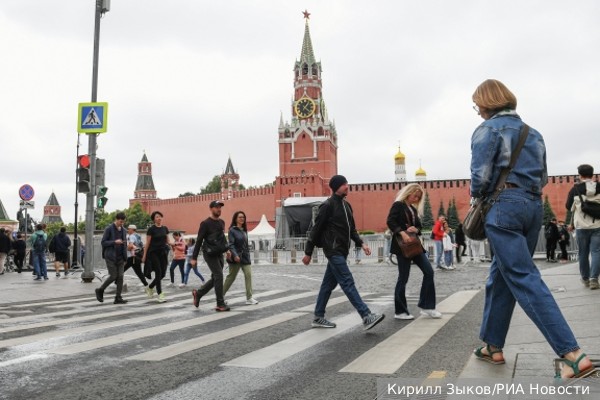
left=470, top=110, right=547, bottom=198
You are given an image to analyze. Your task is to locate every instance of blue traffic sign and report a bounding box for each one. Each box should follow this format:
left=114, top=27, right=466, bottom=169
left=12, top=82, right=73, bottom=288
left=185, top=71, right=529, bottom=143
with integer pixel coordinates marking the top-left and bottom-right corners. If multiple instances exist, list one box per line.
left=19, top=184, right=35, bottom=201
left=78, top=102, right=108, bottom=133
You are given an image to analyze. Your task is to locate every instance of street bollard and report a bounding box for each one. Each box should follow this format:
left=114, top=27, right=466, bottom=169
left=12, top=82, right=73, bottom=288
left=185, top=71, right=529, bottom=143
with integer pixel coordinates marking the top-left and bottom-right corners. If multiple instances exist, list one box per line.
left=378, top=246, right=384, bottom=263
left=272, top=249, right=278, bottom=264
left=254, top=249, right=259, bottom=264
left=291, top=248, right=296, bottom=263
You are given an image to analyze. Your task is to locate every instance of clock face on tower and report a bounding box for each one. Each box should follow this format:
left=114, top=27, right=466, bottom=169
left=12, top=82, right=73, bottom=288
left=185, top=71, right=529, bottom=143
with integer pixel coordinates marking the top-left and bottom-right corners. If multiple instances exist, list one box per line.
left=295, top=97, right=316, bottom=119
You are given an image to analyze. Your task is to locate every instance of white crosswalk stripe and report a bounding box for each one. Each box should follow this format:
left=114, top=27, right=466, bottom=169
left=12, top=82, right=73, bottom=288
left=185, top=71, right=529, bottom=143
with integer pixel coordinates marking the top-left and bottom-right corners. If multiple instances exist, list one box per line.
left=0, top=289, right=477, bottom=375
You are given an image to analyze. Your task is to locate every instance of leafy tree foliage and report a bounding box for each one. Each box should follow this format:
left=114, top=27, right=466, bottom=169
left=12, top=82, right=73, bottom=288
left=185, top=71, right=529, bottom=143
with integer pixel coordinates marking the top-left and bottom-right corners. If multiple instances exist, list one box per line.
left=200, top=175, right=222, bottom=195
left=94, top=203, right=152, bottom=231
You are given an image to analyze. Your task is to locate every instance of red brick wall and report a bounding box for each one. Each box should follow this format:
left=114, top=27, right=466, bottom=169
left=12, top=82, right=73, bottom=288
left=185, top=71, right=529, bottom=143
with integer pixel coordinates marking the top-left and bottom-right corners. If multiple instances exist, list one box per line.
left=133, top=175, right=583, bottom=234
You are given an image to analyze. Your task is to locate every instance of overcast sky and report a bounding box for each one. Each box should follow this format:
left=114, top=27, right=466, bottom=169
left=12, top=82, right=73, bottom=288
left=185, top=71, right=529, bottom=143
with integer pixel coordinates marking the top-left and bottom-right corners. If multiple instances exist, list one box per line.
left=1, top=0, right=599, bottom=224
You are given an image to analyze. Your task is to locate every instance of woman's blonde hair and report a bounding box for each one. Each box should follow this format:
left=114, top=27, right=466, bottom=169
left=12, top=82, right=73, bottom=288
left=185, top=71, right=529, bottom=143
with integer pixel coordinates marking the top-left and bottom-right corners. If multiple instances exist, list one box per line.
left=472, top=79, right=517, bottom=111
left=394, top=183, right=425, bottom=215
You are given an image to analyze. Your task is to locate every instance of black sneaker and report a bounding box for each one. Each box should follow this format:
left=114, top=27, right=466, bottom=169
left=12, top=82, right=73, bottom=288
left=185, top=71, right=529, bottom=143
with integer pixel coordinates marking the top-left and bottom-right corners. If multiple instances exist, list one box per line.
left=114, top=297, right=128, bottom=304
left=363, top=313, right=385, bottom=331
left=95, top=288, right=104, bottom=303
left=311, top=317, right=336, bottom=328
left=192, top=289, right=201, bottom=308
left=215, top=305, right=231, bottom=312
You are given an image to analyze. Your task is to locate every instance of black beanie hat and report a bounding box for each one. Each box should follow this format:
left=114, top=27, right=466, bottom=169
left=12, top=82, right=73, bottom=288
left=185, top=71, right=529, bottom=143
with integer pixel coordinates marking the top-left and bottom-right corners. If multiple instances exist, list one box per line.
left=329, top=175, right=348, bottom=192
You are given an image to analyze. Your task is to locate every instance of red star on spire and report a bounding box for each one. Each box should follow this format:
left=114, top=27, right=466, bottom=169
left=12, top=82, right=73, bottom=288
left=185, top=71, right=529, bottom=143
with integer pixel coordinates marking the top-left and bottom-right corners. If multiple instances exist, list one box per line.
left=302, top=9, right=310, bottom=20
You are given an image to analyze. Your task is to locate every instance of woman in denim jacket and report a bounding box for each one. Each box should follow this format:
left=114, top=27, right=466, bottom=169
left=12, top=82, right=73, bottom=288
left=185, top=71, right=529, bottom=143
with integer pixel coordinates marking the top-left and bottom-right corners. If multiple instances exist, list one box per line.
left=470, top=79, right=592, bottom=379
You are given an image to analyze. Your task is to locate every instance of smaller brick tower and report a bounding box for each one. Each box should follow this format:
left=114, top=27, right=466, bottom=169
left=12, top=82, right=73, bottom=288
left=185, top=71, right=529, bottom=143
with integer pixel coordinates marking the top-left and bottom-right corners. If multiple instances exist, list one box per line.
left=41, top=192, right=63, bottom=224
left=221, top=157, right=240, bottom=200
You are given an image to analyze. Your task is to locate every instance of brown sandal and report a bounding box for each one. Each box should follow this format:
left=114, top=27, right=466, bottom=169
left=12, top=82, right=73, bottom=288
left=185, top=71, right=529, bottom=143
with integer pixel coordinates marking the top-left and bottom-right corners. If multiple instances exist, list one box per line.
left=474, top=344, right=505, bottom=365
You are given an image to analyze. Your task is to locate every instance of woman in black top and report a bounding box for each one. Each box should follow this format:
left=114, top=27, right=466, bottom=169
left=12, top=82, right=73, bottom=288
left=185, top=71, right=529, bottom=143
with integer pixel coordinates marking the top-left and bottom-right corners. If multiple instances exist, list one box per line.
left=387, top=183, right=441, bottom=320
left=142, top=211, right=171, bottom=303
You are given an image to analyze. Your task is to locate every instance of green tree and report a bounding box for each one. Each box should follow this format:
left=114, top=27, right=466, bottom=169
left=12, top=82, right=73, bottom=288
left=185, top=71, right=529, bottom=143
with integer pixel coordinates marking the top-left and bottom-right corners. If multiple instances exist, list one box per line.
left=565, top=208, right=573, bottom=226
left=447, top=197, right=459, bottom=229
left=421, top=191, right=434, bottom=230
left=126, top=202, right=152, bottom=230
left=200, top=175, right=222, bottom=194
left=437, top=201, right=446, bottom=219
left=178, top=192, right=196, bottom=197
left=543, top=195, right=556, bottom=226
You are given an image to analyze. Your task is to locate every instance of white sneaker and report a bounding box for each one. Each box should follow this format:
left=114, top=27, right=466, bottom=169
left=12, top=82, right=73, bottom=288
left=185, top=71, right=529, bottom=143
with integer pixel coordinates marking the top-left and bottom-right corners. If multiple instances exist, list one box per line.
left=420, top=309, right=442, bottom=319
left=246, top=298, right=259, bottom=305
left=166, top=282, right=175, bottom=288
left=394, top=313, right=414, bottom=320
left=447, top=265, right=455, bottom=270
left=178, top=283, right=186, bottom=288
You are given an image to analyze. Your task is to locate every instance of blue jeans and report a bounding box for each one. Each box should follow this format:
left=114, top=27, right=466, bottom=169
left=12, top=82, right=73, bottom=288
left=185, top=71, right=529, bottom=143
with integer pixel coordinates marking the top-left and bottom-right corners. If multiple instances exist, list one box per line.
left=480, top=188, right=579, bottom=356
left=575, top=227, right=600, bottom=281
left=434, top=240, right=443, bottom=266
left=315, top=254, right=370, bottom=319
left=169, top=259, right=185, bottom=284
left=32, top=251, right=47, bottom=278
left=444, top=251, right=453, bottom=267
left=184, top=262, right=205, bottom=284
left=394, top=252, right=436, bottom=315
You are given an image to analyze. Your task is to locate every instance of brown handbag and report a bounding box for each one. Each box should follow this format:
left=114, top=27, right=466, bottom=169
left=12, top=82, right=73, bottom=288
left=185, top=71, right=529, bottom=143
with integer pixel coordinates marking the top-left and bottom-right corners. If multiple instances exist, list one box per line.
left=396, top=233, right=424, bottom=259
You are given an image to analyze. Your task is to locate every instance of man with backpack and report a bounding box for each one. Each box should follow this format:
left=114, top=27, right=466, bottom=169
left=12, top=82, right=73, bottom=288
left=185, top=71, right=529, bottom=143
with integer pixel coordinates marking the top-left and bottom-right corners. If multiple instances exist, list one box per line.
left=52, top=226, right=71, bottom=277
left=566, top=164, right=600, bottom=289
left=29, top=224, right=48, bottom=281
left=544, top=218, right=560, bottom=263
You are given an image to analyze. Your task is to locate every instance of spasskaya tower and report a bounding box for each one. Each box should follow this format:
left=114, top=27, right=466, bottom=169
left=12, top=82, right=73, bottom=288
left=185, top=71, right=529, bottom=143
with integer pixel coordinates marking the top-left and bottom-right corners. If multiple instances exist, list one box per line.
left=275, top=10, right=338, bottom=202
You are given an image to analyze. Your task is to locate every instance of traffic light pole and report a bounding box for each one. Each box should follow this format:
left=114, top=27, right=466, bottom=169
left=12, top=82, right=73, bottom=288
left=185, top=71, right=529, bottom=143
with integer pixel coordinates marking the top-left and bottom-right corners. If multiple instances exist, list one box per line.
left=81, top=0, right=104, bottom=283
left=72, top=135, right=81, bottom=270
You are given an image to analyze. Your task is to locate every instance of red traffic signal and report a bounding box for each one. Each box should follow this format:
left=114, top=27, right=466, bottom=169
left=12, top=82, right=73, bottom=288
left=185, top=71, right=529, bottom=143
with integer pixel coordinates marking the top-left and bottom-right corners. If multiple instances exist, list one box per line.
left=78, top=154, right=91, bottom=169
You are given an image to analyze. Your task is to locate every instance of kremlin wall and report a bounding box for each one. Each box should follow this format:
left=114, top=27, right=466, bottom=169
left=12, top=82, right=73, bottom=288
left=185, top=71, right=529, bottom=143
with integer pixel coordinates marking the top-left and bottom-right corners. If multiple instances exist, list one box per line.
left=129, top=15, right=586, bottom=236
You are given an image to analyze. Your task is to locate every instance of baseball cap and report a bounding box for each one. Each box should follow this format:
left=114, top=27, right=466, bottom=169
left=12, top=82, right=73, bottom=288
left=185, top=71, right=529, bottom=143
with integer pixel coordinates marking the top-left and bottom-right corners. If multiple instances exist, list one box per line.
left=127, top=224, right=137, bottom=230
left=209, top=200, right=225, bottom=208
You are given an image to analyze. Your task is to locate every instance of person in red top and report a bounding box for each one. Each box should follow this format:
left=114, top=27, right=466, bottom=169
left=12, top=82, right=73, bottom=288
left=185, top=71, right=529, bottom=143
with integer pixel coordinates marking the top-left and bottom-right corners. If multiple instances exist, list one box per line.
left=168, top=231, right=186, bottom=287
left=432, top=215, right=446, bottom=269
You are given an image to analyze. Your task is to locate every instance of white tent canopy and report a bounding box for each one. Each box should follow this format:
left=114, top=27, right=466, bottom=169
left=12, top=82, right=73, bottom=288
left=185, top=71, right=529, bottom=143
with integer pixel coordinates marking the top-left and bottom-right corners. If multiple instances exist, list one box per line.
left=248, top=214, right=275, bottom=239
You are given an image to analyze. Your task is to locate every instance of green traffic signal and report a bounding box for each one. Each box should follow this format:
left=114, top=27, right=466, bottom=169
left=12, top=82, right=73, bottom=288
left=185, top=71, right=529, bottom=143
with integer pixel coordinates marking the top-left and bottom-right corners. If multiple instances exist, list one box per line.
left=97, top=186, right=108, bottom=208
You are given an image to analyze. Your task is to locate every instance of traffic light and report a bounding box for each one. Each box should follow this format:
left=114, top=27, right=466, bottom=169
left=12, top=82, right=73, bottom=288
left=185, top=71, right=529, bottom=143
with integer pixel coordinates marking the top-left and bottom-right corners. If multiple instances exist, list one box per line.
left=97, top=186, right=108, bottom=208
left=95, top=158, right=105, bottom=187
left=77, top=155, right=91, bottom=193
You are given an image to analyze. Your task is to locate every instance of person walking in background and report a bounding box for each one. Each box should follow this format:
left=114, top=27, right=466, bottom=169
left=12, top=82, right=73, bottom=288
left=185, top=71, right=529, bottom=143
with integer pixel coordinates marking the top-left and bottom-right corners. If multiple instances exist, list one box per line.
left=442, top=222, right=456, bottom=270
left=53, top=226, right=71, bottom=277
left=29, top=224, right=48, bottom=281
left=142, top=211, right=171, bottom=303
left=303, top=175, right=385, bottom=330
left=470, top=79, right=592, bottom=379
left=191, top=201, right=231, bottom=311
left=96, top=212, right=128, bottom=304
left=431, top=215, right=446, bottom=269
left=387, top=183, right=442, bottom=320
left=557, top=220, right=570, bottom=263
left=182, top=238, right=205, bottom=287
left=125, top=224, right=149, bottom=288
left=0, top=228, right=11, bottom=275
left=168, top=231, right=186, bottom=288
left=12, top=233, right=26, bottom=273
left=454, top=223, right=467, bottom=263
left=223, top=211, right=259, bottom=305
left=544, top=217, right=560, bottom=263
left=566, top=164, right=600, bottom=289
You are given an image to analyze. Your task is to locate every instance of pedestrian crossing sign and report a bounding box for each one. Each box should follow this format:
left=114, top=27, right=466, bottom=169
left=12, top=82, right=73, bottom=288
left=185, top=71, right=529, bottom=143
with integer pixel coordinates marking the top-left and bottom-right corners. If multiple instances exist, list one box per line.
left=78, top=102, right=108, bottom=133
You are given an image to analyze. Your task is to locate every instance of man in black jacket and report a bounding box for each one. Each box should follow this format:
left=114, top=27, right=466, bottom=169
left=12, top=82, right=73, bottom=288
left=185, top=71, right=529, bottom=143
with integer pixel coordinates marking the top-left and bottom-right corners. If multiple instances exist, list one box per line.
left=191, top=200, right=231, bottom=311
left=302, top=175, right=385, bottom=331
left=53, top=226, right=72, bottom=277
left=544, top=218, right=560, bottom=262
left=96, top=212, right=128, bottom=304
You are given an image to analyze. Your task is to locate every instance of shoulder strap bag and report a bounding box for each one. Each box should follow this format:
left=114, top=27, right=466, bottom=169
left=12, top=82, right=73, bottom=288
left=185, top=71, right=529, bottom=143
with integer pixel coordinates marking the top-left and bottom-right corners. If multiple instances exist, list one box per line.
left=463, top=124, right=530, bottom=240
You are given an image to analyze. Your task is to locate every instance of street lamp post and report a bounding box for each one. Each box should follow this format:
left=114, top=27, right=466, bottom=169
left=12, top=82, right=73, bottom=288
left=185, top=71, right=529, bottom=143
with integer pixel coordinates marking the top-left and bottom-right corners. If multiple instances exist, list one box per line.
left=81, top=0, right=109, bottom=282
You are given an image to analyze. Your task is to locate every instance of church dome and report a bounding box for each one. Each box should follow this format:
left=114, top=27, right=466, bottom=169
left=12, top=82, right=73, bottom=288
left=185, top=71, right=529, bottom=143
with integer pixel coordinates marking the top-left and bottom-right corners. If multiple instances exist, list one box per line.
left=415, top=166, right=427, bottom=176
left=394, top=147, right=405, bottom=162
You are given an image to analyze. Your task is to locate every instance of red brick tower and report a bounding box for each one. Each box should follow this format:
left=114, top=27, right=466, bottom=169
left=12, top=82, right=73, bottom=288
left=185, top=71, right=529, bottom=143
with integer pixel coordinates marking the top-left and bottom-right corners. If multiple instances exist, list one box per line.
left=275, top=11, right=337, bottom=203
left=132, top=152, right=157, bottom=212
left=221, top=156, right=240, bottom=200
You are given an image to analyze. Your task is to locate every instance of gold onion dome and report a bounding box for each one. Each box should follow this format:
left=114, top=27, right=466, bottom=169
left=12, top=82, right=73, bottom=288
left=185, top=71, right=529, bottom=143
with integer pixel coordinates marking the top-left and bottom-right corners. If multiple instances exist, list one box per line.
left=415, top=166, right=427, bottom=176
left=394, top=148, right=405, bottom=162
